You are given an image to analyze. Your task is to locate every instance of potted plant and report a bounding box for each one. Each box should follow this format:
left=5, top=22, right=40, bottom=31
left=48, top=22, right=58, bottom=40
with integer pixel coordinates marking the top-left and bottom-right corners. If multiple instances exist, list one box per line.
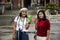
left=46, top=3, right=58, bottom=15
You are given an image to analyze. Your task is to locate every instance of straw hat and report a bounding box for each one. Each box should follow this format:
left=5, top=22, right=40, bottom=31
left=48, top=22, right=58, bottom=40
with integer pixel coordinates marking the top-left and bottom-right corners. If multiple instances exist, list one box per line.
left=19, top=8, right=28, bottom=13
left=37, top=9, right=45, bottom=14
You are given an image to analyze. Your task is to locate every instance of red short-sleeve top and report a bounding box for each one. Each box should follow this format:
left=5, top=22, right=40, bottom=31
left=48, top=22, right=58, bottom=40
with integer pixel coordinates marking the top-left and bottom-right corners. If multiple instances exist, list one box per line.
left=34, top=18, right=50, bottom=37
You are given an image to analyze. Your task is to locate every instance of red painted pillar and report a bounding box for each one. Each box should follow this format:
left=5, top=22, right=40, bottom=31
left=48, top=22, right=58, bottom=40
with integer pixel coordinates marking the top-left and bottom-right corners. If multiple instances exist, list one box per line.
left=14, top=0, right=18, bottom=8
left=3, top=0, right=7, bottom=4
left=44, top=0, right=46, bottom=7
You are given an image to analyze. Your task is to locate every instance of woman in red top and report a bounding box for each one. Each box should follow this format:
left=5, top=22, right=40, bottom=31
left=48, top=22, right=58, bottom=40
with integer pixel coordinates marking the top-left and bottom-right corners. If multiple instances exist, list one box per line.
left=34, top=10, right=50, bottom=40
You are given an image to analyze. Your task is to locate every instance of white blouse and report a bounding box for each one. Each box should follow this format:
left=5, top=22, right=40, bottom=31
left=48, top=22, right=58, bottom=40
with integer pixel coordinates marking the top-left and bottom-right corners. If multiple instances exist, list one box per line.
left=14, top=16, right=28, bottom=32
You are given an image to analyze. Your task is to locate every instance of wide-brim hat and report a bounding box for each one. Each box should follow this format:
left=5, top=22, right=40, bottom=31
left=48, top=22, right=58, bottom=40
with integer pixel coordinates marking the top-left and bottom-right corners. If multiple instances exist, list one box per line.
left=37, top=9, right=45, bottom=14
left=19, top=8, right=28, bottom=13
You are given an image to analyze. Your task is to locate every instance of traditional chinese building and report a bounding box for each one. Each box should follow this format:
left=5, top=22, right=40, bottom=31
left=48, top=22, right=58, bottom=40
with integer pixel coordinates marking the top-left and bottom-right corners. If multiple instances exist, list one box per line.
left=0, top=0, right=60, bottom=13
left=0, top=0, right=59, bottom=8
left=13, top=0, right=59, bottom=8
left=0, top=0, right=60, bottom=14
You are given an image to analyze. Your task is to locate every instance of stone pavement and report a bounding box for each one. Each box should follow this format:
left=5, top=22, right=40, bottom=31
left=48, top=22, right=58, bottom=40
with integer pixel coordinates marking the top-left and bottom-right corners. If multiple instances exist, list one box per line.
left=0, top=23, right=60, bottom=40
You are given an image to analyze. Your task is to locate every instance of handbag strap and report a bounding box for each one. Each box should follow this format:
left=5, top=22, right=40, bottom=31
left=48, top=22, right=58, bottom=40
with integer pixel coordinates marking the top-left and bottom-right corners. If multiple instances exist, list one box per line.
left=18, top=17, right=25, bottom=31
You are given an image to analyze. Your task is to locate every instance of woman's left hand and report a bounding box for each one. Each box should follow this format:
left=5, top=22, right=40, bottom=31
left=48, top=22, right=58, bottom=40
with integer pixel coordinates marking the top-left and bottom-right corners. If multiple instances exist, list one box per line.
left=25, top=23, right=30, bottom=30
left=46, top=37, right=50, bottom=40
left=46, top=30, right=50, bottom=40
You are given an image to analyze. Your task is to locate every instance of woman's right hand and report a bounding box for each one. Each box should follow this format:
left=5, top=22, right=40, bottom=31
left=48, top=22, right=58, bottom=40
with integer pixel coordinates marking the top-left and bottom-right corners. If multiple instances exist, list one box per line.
left=13, top=31, right=16, bottom=40
left=34, top=18, right=38, bottom=25
left=13, top=22, right=16, bottom=40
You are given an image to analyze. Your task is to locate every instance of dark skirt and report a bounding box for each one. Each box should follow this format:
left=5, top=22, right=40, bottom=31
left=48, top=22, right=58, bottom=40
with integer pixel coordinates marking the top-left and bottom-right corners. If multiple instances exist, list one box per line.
left=16, top=31, right=29, bottom=40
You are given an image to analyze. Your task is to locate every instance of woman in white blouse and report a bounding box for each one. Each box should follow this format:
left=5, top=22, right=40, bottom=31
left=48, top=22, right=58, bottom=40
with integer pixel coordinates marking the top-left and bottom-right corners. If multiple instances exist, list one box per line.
left=13, top=8, right=30, bottom=40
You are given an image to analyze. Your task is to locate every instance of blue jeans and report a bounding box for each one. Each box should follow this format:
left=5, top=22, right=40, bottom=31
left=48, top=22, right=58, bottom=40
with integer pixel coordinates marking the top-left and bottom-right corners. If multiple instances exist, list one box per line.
left=16, top=31, right=29, bottom=40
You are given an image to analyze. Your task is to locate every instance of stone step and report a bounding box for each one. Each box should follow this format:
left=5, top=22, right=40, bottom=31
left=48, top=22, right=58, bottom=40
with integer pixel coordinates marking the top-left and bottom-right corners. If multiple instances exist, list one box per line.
left=4, top=10, right=19, bottom=15
left=0, top=14, right=36, bottom=26
left=4, top=10, right=37, bottom=15
left=0, top=23, right=60, bottom=33
left=0, top=25, right=60, bottom=40
left=0, top=23, right=60, bottom=40
left=0, top=15, right=16, bottom=26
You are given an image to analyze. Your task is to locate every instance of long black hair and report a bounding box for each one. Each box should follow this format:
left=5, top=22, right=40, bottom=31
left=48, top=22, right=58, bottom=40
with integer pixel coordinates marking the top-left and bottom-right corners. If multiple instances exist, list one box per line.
left=37, top=10, right=46, bottom=21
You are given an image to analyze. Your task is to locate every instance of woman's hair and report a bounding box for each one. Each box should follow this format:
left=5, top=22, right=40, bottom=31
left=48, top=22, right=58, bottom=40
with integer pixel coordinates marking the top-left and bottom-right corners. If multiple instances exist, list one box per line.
left=19, top=8, right=28, bottom=18
left=37, top=10, right=46, bottom=21
left=19, top=12, right=27, bottom=18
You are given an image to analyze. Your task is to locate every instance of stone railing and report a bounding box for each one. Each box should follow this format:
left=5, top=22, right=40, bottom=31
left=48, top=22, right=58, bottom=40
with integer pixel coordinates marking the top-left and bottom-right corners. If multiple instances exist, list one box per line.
left=0, top=0, right=13, bottom=14
left=47, top=15, right=60, bottom=23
